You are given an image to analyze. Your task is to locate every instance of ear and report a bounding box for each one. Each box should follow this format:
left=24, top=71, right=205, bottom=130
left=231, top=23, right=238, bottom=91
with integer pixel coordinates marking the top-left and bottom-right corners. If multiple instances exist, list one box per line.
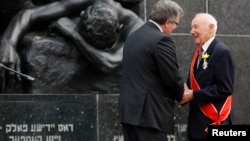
left=165, top=20, right=171, bottom=27
left=209, top=24, right=214, bottom=31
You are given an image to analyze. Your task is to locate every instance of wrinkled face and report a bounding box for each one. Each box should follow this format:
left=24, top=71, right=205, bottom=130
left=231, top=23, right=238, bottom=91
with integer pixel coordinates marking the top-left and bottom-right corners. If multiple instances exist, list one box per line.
left=190, top=15, right=214, bottom=46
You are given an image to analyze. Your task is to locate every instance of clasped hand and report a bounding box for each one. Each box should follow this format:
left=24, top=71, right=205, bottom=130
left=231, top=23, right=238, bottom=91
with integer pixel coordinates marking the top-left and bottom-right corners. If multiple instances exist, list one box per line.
left=180, top=83, right=193, bottom=105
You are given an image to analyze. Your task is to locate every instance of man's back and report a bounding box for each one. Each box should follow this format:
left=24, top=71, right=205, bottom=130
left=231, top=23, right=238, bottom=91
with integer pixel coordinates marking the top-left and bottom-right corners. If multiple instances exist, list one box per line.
left=119, top=21, right=184, bottom=133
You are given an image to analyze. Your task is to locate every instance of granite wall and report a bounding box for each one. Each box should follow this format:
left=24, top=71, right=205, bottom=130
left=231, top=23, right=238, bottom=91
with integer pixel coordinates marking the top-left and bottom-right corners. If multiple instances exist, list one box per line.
left=164, top=0, right=250, bottom=139
left=166, top=0, right=250, bottom=125
left=0, top=0, right=250, bottom=141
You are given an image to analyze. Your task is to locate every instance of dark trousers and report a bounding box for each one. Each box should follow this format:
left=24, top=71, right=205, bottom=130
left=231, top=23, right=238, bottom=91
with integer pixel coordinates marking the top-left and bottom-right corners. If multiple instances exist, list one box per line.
left=122, top=123, right=170, bottom=141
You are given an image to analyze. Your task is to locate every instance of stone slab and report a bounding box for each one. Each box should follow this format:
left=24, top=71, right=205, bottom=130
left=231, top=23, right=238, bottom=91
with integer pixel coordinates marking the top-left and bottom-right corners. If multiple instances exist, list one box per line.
left=0, top=94, right=97, bottom=141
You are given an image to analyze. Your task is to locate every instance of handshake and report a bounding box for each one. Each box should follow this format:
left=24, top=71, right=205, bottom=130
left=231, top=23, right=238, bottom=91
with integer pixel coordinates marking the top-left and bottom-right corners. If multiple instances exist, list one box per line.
left=179, top=83, right=193, bottom=105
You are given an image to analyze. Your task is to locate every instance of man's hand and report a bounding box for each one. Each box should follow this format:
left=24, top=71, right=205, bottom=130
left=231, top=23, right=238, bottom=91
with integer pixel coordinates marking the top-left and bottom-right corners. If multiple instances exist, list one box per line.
left=179, top=83, right=193, bottom=105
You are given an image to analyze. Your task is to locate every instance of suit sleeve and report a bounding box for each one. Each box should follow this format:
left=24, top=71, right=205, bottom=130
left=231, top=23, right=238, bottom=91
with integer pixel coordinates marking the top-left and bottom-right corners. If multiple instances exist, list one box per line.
left=154, top=37, right=184, bottom=102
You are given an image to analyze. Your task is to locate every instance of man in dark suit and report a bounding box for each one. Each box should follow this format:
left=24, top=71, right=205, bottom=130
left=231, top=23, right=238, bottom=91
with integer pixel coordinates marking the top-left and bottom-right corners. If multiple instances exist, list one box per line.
left=180, top=13, right=235, bottom=141
left=118, top=0, right=185, bottom=141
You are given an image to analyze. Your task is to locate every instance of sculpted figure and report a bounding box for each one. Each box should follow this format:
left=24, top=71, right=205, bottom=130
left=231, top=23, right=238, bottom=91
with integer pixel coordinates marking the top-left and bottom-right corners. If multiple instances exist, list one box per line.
left=0, top=0, right=144, bottom=93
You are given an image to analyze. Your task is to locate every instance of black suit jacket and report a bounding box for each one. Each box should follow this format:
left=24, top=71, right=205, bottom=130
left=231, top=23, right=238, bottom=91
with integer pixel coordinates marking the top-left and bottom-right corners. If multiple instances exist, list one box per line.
left=119, top=21, right=184, bottom=134
left=187, top=38, right=235, bottom=139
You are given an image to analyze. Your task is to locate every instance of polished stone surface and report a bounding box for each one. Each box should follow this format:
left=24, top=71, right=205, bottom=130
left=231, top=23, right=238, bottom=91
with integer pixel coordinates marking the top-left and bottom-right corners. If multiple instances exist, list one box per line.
left=0, top=94, right=97, bottom=141
left=98, top=95, right=122, bottom=141
left=208, top=0, right=250, bottom=35
left=0, top=94, right=189, bottom=141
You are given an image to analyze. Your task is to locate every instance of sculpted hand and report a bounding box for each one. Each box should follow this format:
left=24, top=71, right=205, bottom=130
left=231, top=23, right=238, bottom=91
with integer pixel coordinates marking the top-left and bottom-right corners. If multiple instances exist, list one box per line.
left=0, top=38, right=21, bottom=89
left=54, top=17, right=77, bottom=37
left=179, top=83, right=193, bottom=105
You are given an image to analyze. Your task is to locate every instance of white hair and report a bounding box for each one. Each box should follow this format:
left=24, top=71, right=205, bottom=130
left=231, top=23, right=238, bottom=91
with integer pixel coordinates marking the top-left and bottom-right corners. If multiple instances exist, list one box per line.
left=196, top=13, right=218, bottom=34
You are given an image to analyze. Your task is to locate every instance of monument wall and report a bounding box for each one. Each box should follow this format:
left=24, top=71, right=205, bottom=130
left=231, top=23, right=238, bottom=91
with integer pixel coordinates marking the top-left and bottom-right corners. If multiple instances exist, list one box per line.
left=168, top=0, right=250, bottom=125
left=0, top=0, right=250, bottom=141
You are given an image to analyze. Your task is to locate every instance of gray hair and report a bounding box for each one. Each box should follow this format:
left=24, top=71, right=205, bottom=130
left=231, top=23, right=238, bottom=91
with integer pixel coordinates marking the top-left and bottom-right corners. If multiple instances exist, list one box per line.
left=149, top=0, right=184, bottom=24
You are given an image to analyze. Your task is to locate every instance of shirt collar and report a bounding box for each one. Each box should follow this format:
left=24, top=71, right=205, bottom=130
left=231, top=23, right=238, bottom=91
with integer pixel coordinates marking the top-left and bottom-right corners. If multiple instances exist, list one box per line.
left=202, top=36, right=215, bottom=53
left=149, top=20, right=163, bottom=32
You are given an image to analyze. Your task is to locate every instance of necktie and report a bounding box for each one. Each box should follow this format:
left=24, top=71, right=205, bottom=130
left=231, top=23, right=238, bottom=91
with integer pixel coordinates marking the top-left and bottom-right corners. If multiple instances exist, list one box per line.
left=197, top=48, right=203, bottom=69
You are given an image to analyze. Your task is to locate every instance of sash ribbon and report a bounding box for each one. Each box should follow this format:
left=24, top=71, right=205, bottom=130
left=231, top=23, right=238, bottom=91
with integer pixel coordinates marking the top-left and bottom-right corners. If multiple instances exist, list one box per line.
left=189, top=47, right=232, bottom=133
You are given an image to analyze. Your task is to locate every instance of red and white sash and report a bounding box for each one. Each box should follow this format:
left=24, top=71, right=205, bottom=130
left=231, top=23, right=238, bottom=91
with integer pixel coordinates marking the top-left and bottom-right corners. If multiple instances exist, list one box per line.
left=189, top=47, right=232, bottom=133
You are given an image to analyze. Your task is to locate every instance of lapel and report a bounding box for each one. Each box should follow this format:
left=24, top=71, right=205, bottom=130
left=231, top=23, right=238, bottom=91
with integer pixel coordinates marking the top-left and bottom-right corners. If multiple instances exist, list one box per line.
left=196, top=38, right=219, bottom=72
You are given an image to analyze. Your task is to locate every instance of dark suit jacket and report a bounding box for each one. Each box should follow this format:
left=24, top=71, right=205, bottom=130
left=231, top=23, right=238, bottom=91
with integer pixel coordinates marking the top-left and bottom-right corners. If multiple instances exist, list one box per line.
left=187, top=38, right=235, bottom=139
left=119, top=21, right=184, bottom=134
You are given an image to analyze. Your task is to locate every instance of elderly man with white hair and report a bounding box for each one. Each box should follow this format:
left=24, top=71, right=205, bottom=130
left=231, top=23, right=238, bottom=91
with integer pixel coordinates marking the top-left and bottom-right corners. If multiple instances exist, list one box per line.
left=181, top=13, right=235, bottom=141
